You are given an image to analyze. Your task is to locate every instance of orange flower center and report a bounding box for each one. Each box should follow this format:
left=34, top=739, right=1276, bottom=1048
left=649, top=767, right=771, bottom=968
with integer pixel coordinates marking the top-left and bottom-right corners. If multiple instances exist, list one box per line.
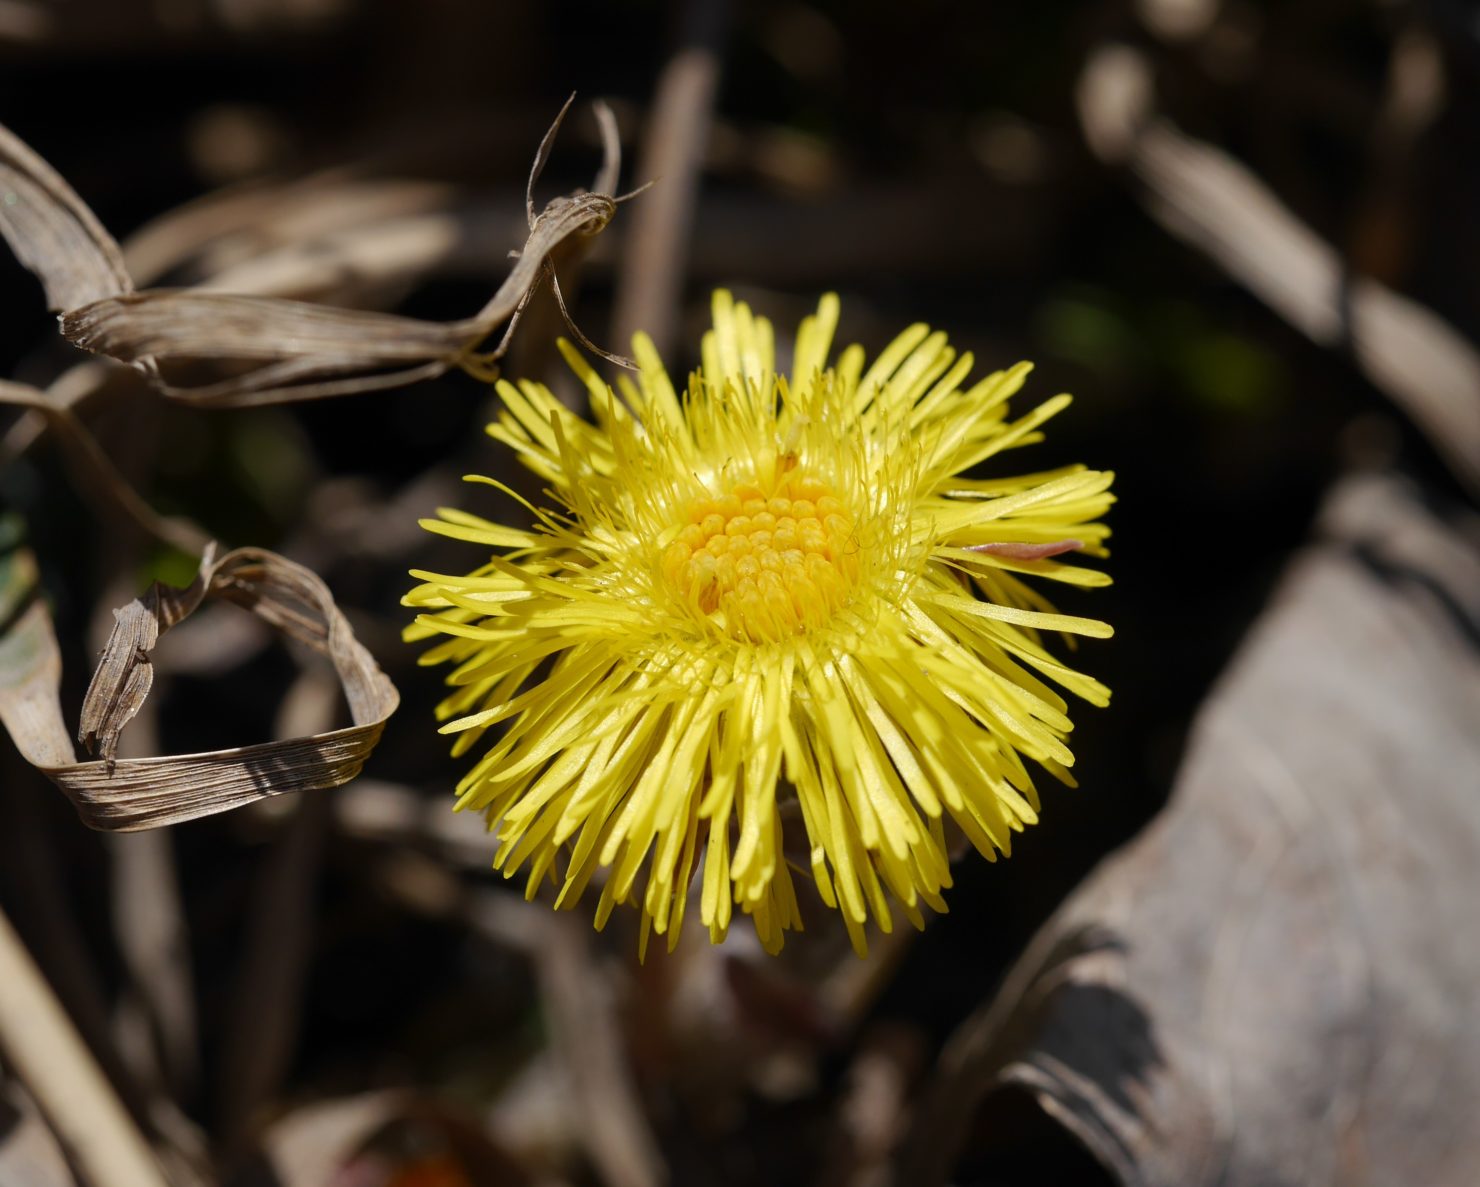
left=662, top=476, right=860, bottom=641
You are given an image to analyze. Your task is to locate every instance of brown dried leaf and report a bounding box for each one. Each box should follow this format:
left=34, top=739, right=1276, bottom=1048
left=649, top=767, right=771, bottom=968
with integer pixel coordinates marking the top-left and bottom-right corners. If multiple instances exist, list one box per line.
left=0, top=96, right=621, bottom=407
left=0, top=122, right=132, bottom=311
left=896, top=472, right=1480, bottom=1186
left=0, top=534, right=399, bottom=832
left=120, top=176, right=458, bottom=292
left=45, top=98, right=622, bottom=407
left=78, top=547, right=213, bottom=762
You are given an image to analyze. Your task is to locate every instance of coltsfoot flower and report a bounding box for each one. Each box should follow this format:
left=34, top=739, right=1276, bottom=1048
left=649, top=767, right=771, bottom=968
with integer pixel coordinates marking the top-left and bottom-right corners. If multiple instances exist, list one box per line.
left=406, top=291, right=1113, bottom=955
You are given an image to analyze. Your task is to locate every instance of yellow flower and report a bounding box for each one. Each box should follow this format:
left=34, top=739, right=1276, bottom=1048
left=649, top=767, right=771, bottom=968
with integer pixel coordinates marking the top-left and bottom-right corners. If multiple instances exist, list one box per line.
left=405, top=291, right=1113, bottom=956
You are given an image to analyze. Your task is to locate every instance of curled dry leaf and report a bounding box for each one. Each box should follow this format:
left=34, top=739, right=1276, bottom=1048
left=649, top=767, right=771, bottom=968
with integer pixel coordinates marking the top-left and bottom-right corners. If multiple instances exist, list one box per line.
left=0, top=528, right=399, bottom=832
left=894, top=472, right=1480, bottom=1187
left=0, top=95, right=624, bottom=407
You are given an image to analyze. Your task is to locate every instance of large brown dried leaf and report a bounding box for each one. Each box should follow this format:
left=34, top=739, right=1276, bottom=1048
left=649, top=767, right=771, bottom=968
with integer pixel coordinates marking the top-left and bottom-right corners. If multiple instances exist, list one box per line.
left=896, top=472, right=1480, bottom=1185
left=0, top=533, right=399, bottom=832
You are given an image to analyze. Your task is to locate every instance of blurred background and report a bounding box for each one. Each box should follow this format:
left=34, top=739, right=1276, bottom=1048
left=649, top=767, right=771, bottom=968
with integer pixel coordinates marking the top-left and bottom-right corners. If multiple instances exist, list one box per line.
left=1, top=1, right=1477, bottom=1184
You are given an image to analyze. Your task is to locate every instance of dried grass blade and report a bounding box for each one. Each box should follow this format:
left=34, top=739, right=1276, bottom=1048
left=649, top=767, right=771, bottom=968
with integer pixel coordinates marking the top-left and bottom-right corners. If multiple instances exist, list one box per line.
left=0, top=121, right=132, bottom=310
left=0, top=540, right=400, bottom=831
left=54, top=113, right=622, bottom=407
left=0, top=517, right=75, bottom=769
left=78, top=548, right=213, bottom=763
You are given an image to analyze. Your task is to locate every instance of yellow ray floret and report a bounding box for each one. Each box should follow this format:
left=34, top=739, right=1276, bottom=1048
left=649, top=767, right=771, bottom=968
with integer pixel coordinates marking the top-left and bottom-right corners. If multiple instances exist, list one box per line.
left=405, top=290, right=1114, bottom=956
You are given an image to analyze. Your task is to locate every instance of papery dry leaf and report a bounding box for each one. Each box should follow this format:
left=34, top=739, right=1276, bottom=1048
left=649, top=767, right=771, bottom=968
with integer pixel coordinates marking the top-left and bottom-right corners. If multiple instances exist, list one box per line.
left=0, top=122, right=132, bottom=311
left=59, top=182, right=610, bottom=407
left=120, top=175, right=457, bottom=291
left=895, top=472, right=1480, bottom=1186
left=0, top=529, right=399, bottom=832
left=0, top=95, right=623, bottom=407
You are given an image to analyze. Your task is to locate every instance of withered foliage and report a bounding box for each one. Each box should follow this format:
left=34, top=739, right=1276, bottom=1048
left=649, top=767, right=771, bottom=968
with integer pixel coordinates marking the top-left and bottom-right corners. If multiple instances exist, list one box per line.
left=2, top=9, right=1480, bottom=1186
left=2, top=97, right=623, bottom=407
left=0, top=97, right=625, bottom=829
left=0, top=515, right=400, bottom=831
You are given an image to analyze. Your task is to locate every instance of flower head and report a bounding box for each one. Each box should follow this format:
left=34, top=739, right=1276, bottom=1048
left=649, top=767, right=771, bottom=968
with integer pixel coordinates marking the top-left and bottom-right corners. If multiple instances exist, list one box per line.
left=406, top=291, right=1113, bottom=955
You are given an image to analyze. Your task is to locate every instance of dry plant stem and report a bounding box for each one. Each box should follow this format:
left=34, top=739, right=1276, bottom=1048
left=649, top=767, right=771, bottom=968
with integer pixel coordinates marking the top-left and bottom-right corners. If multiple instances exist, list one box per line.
left=611, top=0, right=730, bottom=356
left=0, top=907, right=168, bottom=1187
left=111, top=831, right=200, bottom=1096
left=1077, top=44, right=1480, bottom=494
left=476, top=897, right=667, bottom=1187
left=0, top=1074, right=74, bottom=1185
left=220, top=797, right=331, bottom=1148
left=819, top=917, right=917, bottom=1030
left=2, top=362, right=120, bottom=464
left=1352, top=27, right=1443, bottom=282
left=219, top=667, right=338, bottom=1149
left=0, top=755, right=133, bottom=1104
left=0, top=379, right=210, bottom=556
left=826, top=1025, right=924, bottom=1187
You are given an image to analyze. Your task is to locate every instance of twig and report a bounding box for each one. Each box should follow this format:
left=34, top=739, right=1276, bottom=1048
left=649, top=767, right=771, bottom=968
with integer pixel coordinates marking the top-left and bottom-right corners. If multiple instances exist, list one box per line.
left=611, top=0, right=730, bottom=356
left=0, top=906, right=168, bottom=1187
